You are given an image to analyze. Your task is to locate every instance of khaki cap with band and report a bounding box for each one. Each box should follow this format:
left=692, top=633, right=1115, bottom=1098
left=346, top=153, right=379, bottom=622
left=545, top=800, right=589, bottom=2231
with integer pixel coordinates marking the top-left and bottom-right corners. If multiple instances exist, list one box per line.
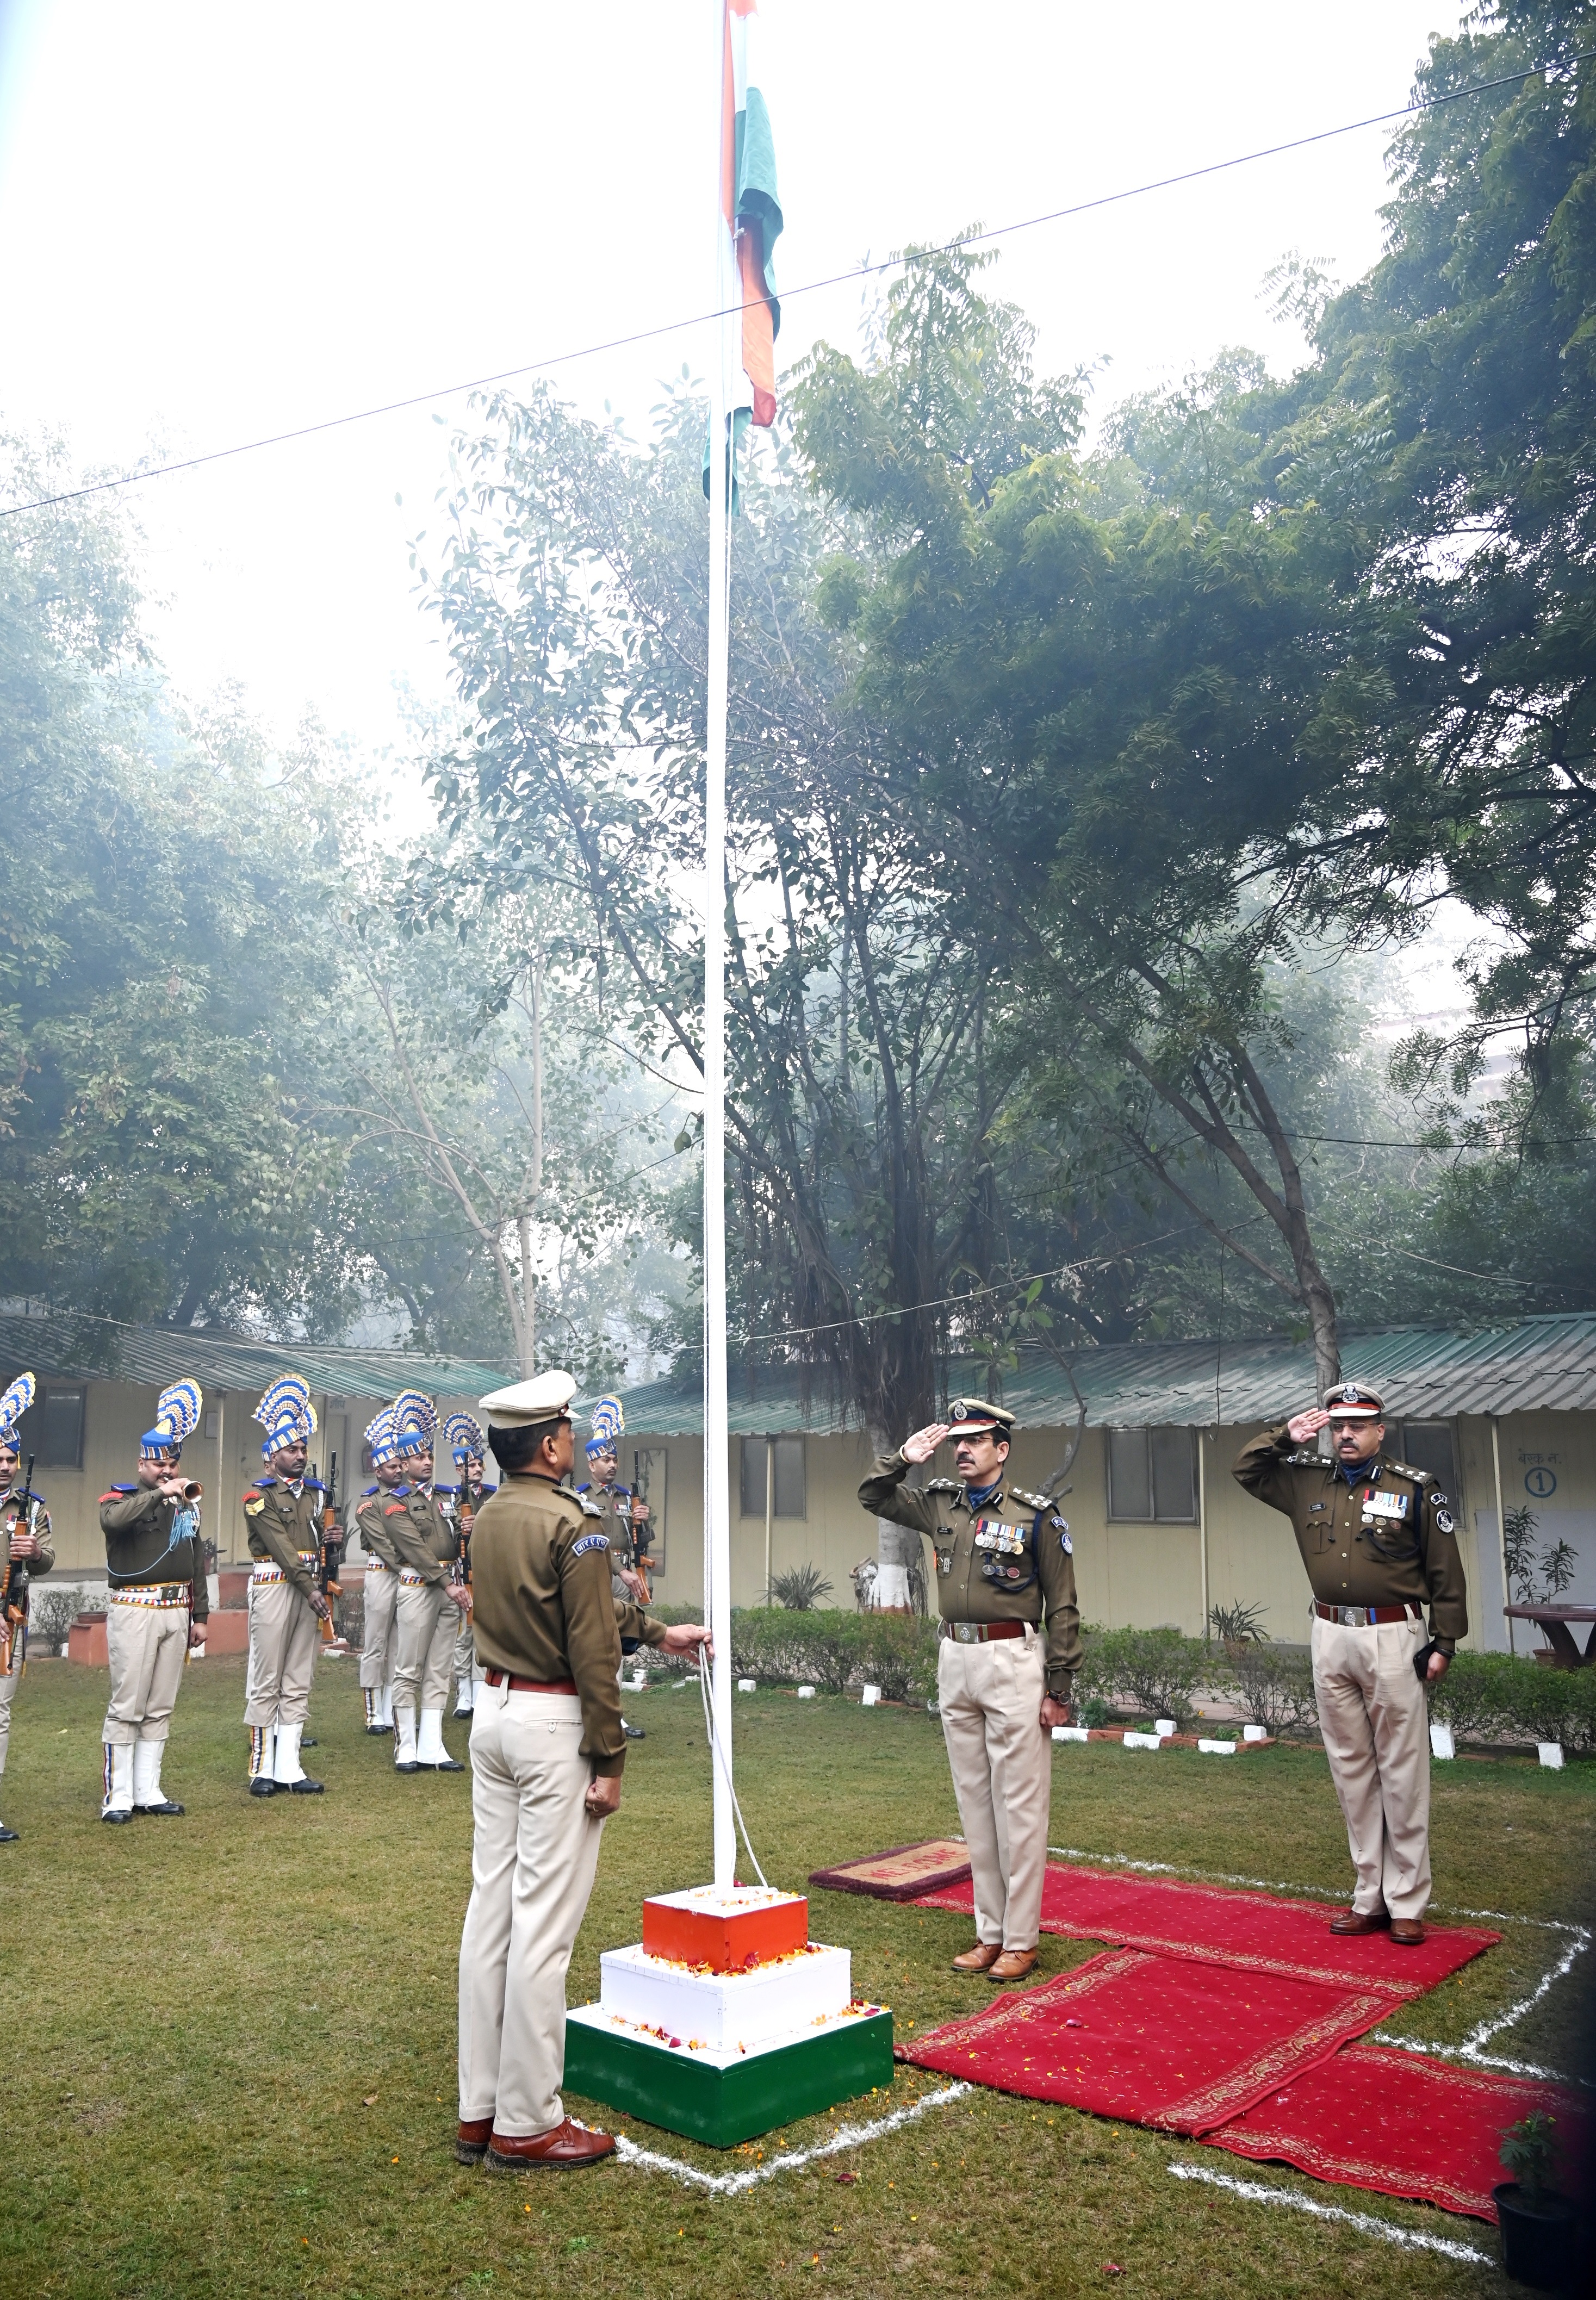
left=478, top=1370, right=579, bottom=1429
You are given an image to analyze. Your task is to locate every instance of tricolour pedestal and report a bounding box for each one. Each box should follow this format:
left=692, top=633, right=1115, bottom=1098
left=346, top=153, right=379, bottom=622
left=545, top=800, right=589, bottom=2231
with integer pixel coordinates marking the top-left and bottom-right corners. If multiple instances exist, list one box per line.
left=565, top=1885, right=893, bottom=2148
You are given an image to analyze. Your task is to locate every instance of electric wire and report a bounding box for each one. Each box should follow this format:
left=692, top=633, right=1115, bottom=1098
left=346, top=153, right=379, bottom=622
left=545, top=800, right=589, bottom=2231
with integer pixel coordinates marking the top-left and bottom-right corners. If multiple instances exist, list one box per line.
left=2, top=48, right=1587, bottom=521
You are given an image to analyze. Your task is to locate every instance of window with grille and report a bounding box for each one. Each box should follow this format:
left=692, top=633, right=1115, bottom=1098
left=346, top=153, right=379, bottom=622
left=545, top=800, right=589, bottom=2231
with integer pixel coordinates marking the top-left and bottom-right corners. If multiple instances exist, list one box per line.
left=1106, top=1426, right=1197, bottom=1522
left=739, top=1434, right=805, bottom=1519
left=1396, top=1420, right=1458, bottom=1493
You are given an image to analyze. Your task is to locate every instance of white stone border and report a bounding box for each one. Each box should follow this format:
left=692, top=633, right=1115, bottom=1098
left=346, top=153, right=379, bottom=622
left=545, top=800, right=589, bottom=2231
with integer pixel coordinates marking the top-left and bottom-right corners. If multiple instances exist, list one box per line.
left=612, top=2080, right=973, bottom=2193
left=1167, top=2162, right=1490, bottom=2263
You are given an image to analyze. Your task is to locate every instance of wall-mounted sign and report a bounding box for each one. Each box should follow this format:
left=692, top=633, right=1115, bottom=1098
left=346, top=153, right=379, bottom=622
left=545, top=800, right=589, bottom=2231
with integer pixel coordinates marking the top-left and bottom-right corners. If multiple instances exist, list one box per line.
left=1524, top=1465, right=1558, bottom=1500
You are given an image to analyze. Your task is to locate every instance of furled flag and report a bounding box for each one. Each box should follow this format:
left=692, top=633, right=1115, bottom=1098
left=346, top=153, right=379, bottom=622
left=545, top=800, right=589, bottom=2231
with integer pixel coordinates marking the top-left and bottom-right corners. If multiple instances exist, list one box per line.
left=722, top=0, right=783, bottom=429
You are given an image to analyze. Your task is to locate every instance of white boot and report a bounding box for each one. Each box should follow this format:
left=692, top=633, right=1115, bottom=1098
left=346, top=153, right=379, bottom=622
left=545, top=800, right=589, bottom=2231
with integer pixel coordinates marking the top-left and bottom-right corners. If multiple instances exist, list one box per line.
left=249, top=1725, right=277, bottom=1795
left=101, top=1742, right=134, bottom=1822
left=133, top=1737, right=182, bottom=1813
left=418, top=1707, right=465, bottom=1770
left=380, top=1679, right=396, bottom=1730
left=454, top=1677, right=475, bottom=1717
left=394, top=1703, right=419, bottom=1771
left=363, top=1685, right=378, bottom=1731
left=273, top=1719, right=324, bottom=1795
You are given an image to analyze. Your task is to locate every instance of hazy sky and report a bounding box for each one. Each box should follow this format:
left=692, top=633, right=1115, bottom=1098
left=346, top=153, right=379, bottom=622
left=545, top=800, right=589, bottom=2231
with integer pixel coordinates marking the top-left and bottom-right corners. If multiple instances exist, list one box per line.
left=1, top=0, right=1463, bottom=764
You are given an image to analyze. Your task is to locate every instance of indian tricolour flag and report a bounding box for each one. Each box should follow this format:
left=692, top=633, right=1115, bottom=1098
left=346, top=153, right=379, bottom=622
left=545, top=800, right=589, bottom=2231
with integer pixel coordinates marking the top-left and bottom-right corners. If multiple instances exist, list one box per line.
left=721, top=0, right=783, bottom=427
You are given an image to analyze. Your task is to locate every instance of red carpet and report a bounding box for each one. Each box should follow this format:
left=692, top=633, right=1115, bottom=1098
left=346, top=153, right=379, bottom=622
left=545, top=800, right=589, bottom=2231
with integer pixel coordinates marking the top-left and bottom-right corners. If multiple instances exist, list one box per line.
left=901, top=1948, right=1392, bottom=2135
left=1208, top=2043, right=1591, bottom=2223
left=914, top=1862, right=1499, bottom=1996
left=809, top=1839, right=972, bottom=1899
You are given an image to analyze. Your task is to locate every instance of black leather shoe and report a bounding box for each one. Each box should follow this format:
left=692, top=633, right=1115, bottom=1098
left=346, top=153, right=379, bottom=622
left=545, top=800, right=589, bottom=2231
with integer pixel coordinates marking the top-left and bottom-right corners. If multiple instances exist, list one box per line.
left=365, top=1723, right=390, bottom=1736
left=0, top=1823, right=18, bottom=1842
left=249, top=1777, right=279, bottom=1798
left=136, top=1799, right=185, bottom=1816
left=425, top=1756, right=467, bottom=1773
left=394, top=1760, right=421, bottom=1775
left=301, top=1737, right=318, bottom=1749
left=622, top=1724, right=646, bottom=1740
left=288, top=1775, right=324, bottom=1795
left=102, top=1808, right=134, bottom=1824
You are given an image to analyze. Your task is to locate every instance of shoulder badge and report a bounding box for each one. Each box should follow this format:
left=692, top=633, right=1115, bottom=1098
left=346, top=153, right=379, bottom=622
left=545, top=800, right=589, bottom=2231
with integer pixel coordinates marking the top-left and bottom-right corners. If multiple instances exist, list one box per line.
left=572, top=1531, right=610, bottom=1556
left=383, top=1502, right=406, bottom=1516
left=100, top=1487, right=133, bottom=1503
left=926, top=1477, right=962, bottom=1495
left=303, top=1477, right=325, bottom=1494
left=361, top=1483, right=378, bottom=1497
left=1388, top=1459, right=1432, bottom=1484
left=243, top=1495, right=265, bottom=1518
left=577, top=1492, right=605, bottom=1519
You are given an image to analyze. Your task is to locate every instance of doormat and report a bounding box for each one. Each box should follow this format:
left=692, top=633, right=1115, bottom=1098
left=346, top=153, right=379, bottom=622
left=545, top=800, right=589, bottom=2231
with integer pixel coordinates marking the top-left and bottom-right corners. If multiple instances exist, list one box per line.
left=809, top=1839, right=972, bottom=1899
left=1207, top=2042, right=1590, bottom=2223
left=914, top=1863, right=1499, bottom=1996
left=899, top=1948, right=1391, bottom=2136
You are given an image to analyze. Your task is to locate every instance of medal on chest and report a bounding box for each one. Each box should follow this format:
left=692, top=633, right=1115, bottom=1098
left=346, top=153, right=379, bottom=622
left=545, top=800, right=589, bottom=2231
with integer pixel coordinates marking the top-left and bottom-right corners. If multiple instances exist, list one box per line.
left=973, top=1516, right=1035, bottom=1588
left=1361, top=1488, right=1409, bottom=1525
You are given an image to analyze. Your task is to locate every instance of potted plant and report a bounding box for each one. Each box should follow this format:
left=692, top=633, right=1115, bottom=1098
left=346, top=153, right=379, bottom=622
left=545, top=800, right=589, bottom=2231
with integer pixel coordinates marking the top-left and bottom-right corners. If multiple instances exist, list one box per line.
left=1495, top=2112, right=1578, bottom=2288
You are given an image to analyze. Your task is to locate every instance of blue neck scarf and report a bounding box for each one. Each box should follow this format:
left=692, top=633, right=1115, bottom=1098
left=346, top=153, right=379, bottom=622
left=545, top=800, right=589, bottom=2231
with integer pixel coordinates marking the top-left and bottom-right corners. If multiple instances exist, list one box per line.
left=966, top=1478, right=1003, bottom=1508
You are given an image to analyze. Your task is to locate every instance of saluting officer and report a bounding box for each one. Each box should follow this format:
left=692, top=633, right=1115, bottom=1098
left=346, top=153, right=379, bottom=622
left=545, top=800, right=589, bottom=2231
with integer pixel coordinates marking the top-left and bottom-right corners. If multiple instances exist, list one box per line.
left=859, top=1399, right=1080, bottom=1982
left=0, top=1375, right=52, bottom=1844
left=455, top=1371, right=711, bottom=2171
left=383, top=1391, right=470, bottom=1775
left=351, top=1407, right=407, bottom=1735
left=97, top=1379, right=209, bottom=1823
left=441, top=1413, right=493, bottom=1720
left=242, top=1376, right=331, bottom=1798
left=1233, top=1383, right=1468, bottom=1944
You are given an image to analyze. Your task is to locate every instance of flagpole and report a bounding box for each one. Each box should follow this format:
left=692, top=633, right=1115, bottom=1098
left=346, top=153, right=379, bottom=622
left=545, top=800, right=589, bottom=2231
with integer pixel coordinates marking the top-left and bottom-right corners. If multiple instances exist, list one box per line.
left=704, top=0, right=736, bottom=1889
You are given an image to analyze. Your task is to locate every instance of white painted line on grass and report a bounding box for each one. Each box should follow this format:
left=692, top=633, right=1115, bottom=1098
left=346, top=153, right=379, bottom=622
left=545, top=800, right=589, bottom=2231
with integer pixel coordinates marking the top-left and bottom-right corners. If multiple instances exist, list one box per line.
left=1167, top=2162, right=1491, bottom=2263
left=612, top=2081, right=973, bottom=2195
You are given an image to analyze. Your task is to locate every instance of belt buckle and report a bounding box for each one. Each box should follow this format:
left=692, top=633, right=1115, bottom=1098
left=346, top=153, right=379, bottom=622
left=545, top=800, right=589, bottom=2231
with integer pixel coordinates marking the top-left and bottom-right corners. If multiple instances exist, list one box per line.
left=1343, top=1605, right=1367, bottom=1627
left=954, top=1623, right=979, bottom=1645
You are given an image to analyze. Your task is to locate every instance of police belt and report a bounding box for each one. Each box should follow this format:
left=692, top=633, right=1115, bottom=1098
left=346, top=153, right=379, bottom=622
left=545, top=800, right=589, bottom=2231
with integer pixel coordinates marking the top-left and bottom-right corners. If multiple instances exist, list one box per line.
left=108, top=1583, right=190, bottom=1608
left=1313, top=1600, right=1423, bottom=1627
left=940, top=1619, right=1030, bottom=1645
left=483, top=1668, right=579, bottom=1695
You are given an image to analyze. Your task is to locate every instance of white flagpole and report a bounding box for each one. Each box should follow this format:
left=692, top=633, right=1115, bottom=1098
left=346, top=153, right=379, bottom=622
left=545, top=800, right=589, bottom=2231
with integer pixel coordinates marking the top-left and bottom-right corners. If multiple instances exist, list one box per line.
left=704, top=0, right=736, bottom=1888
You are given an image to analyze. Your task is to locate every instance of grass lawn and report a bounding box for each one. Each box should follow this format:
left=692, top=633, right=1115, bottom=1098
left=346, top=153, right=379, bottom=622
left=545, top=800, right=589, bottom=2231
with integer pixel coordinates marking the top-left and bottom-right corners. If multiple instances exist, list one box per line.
left=1, top=1656, right=1591, bottom=2299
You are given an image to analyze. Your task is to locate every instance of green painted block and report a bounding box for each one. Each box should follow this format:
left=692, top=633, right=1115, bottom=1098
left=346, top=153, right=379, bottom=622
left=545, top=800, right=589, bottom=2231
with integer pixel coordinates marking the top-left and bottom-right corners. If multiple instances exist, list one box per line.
left=564, top=2006, right=896, bottom=2148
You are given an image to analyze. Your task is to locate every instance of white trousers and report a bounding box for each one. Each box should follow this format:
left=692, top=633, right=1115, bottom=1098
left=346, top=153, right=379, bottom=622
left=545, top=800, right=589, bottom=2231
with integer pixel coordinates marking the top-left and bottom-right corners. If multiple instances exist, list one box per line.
left=359, top=1564, right=399, bottom=1691
left=937, top=1626, right=1051, bottom=1951
left=458, top=1688, right=606, bottom=2137
left=1311, top=1612, right=1432, bottom=1922
left=244, top=1578, right=319, bottom=1729
left=103, top=1601, right=189, bottom=1745
left=394, top=1580, right=458, bottom=1718
left=0, top=1646, right=18, bottom=1776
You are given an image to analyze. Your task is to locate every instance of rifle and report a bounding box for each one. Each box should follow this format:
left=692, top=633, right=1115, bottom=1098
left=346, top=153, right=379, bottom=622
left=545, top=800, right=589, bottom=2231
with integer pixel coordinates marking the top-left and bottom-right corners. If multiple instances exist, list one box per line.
left=630, top=1450, right=654, bottom=1603
left=318, top=1451, right=343, bottom=1644
left=1, top=1452, right=38, bottom=1678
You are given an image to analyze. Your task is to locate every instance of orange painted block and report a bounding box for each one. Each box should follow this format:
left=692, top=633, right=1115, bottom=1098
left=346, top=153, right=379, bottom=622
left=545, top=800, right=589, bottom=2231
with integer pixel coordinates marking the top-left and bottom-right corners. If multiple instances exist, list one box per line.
left=67, top=1613, right=109, bottom=1667
left=642, top=1886, right=809, bottom=1972
left=196, top=1609, right=249, bottom=1655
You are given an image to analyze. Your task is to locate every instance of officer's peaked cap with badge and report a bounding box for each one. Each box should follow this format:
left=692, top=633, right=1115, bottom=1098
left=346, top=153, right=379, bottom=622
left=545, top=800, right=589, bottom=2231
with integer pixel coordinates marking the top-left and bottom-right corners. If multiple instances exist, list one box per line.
left=140, top=1378, right=202, bottom=1459
left=254, top=1373, right=316, bottom=1457
left=443, top=1411, right=486, bottom=1466
left=585, top=1395, right=624, bottom=1459
left=1324, top=1382, right=1384, bottom=1421
left=946, top=1397, right=1018, bottom=1440
left=365, top=1405, right=401, bottom=1466
left=390, top=1388, right=436, bottom=1452
left=0, top=1371, right=34, bottom=1451
left=479, top=1369, right=579, bottom=1430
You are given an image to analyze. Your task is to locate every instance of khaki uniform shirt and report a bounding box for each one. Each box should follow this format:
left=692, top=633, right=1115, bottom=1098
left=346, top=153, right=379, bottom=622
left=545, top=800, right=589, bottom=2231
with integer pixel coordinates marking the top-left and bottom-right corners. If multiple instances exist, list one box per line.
left=858, top=1451, right=1082, bottom=1698
left=471, top=1470, right=669, bottom=1777
left=98, top=1485, right=209, bottom=1619
left=2, top=1481, right=54, bottom=1576
left=374, top=1484, right=457, bottom=1585
left=349, top=1482, right=403, bottom=1568
left=242, top=1479, right=322, bottom=1600
left=1232, top=1425, right=1469, bottom=1651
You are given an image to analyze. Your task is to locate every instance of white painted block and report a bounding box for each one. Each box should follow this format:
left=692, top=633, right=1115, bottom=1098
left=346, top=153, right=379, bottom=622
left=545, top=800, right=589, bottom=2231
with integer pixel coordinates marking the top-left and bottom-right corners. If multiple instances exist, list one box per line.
left=1197, top=1737, right=1237, bottom=1755
left=737, top=1678, right=756, bottom=1692
left=1123, top=1730, right=1164, bottom=1750
left=1051, top=1725, right=1090, bottom=1743
left=797, top=1684, right=815, bottom=1699
left=1243, top=1725, right=1269, bottom=1743
left=568, top=1995, right=880, bottom=2074
left=1538, top=1741, right=1565, bottom=1770
left=1154, top=1719, right=1177, bottom=1738
left=1429, top=1722, right=1456, bottom=1761
left=860, top=1684, right=881, bottom=1706
left=598, top=1941, right=853, bottom=2052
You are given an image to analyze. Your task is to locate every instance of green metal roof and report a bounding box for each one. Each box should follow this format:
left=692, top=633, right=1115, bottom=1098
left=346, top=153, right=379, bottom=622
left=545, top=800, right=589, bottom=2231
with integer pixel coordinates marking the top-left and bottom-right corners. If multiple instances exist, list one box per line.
left=588, top=1313, right=1596, bottom=1434
left=0, top=1309, right=511, bottom=1401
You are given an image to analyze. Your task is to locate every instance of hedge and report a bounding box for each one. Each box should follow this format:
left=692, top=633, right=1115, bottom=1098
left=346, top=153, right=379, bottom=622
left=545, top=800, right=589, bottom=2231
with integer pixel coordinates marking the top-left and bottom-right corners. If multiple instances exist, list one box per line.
left=650, top=1607, right=940, bottom=1704
left=1428, top=1650, right=1596, bottom=1754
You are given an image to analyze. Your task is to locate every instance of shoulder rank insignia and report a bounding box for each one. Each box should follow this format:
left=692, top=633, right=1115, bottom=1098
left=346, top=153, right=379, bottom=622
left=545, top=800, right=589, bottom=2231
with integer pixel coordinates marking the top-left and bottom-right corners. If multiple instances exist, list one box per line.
left=243, top=1495, right=265, bottom=1517
left=577, top=1492, right=605, bottom=1519
left=1011, top=1487, right=1049, bottom=1510
left=1388, top=1460, right=1432, bottom=1484
left=1286, top=1451, right=1326, bottom=1467
left=572, top=1531, right=610, bottom=1556
left=926, top=1477, right=962, bottom=1494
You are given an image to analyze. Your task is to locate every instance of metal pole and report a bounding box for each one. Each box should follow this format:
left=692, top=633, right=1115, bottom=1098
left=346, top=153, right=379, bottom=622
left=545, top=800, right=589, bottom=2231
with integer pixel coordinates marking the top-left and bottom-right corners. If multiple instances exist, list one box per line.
left=1491, top=1414, right=1513, bottom=1655
left=1197, top=1430, right=1209, bottom=1639
left=764, top=1436, right=774, bottom=1603
left=704, top=0, right=736, bottom=1887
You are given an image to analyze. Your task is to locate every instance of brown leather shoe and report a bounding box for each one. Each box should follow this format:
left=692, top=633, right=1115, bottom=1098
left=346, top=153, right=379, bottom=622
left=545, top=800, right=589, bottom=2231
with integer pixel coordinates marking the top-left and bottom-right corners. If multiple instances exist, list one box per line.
left=486, top=2116, right=616, bottom=2169
left=1389, top=1918, right=1427, bottom=1946
left=1329, top=1908, right=1390, bottom=1935
left=456, top=2118, right=493, bottom=2164
left=988, top=1948, right=1039, bottom=1982
left=951, top=1942, right=1003, bottom=1973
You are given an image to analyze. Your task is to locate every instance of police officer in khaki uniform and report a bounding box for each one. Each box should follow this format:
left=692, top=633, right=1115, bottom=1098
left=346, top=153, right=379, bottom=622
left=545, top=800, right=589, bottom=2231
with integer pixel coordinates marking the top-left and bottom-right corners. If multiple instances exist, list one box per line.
left=378, top=1390, right=469, bottom=1774
left=441, top=1413, right=493, bottom=1720
left=97, top=1379, right=209, bottom=1822
left=1233, top=1383, right=1468, bottom=1944
left=0, top=1375, right=52, bottom=1843
left=351, top=1407, right=407, bottom=1735
left=860, top=1398, right=1080, bottom=1981
left=243, top=1375, right=331, bottom=1798
left=455, top=1371, right=711, bottom=2171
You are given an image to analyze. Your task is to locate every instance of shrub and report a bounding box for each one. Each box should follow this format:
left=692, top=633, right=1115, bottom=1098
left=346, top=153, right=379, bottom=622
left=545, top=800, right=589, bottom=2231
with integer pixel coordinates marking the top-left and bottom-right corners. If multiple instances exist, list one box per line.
left=853, top=1612, right=939, bottom=1704
left=1086, top=1625, right=1207, bottom=1727
left=1209, top=1599, right=1269, bottom=1645
left=1219, top=1643, right=1319, bottom=1738
left=26, top=1583, right=93, bottom=1650
left=727, top=1607, right=857, bottom=1693
left=768, top=1564, right=833, bottom=1610
left=1427, top=1651, right=1514, bottom=1742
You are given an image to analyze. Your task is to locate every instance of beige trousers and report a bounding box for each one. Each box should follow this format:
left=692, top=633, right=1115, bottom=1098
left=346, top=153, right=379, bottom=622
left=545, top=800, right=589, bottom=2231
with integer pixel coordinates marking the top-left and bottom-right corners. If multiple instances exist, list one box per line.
left=0, top=1646, right=18, bottom=1776
left=103, top=1600, right=190, bottom=1745
left=458, top=1687, right=605, bottom=2136
left=360, top=1562, right=399, bottom=1691
left=394, top=1579, right=458, bottom=1718
left=453, top=1613, right=476, bottom=1683
left=937, top=1625, right=1051, bottom=1951
left=1311, top=1612, right=1432, bottom=1923
left=244, top=1577, right=319, bottom=1729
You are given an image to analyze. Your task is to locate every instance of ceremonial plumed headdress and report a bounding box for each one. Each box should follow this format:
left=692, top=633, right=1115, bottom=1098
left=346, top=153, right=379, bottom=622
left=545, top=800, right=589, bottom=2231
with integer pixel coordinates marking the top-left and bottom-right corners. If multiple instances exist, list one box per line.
left=585, top=1395, right=624, bottom=1460
left=141, top=1378, right=202, bottom=1460
left=443, top=1412, right=485, bottom=1466
left=364, top=1406, right=401, bottom=1466
left=391, top=1389, right=436, bottom=1454
left=0, top=1372, right=34, bottom=1449
left=254, top=1374, right=316, bottom=1458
